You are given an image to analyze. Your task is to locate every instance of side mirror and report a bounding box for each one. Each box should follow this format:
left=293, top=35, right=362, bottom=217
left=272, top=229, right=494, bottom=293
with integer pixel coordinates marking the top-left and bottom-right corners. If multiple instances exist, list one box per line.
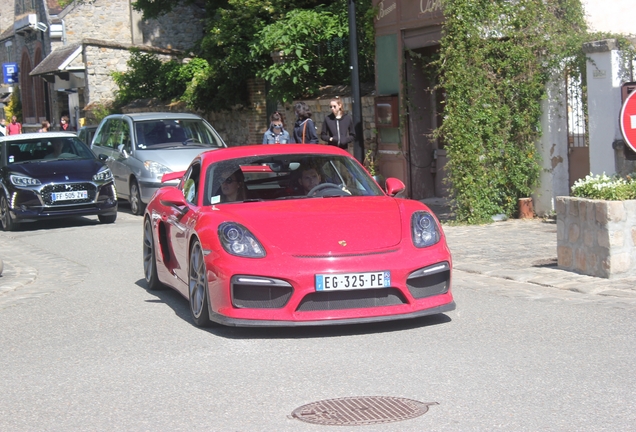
left=385, top=177, right=406, bottom=197
left=98, top=154, right=108, bottom=162
left=159, top=187, right=189, bottom=216
left=117, top=144, right=129, bottom=158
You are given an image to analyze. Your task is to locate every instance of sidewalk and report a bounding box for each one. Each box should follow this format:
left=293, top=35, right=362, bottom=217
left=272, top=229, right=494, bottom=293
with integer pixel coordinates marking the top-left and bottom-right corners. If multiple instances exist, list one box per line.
left=423, top=197, right=636, bottom=299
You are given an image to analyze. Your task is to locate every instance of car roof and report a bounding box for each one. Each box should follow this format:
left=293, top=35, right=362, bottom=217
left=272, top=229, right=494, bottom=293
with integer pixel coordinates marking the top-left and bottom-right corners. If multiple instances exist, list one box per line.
left=111, top=112, right=206, bottom=121
left=0, top=132, right=78, bottom=142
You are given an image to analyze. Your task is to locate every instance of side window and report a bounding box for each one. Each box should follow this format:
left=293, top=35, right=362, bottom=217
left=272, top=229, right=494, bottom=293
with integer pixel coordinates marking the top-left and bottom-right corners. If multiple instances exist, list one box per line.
left=93, top=121, right=109, bottom=147
left=108, top=119, right=124, bottom=149
left=182, top=162, right=201, bottom=205
left=95, top=119, right=122, bottom=149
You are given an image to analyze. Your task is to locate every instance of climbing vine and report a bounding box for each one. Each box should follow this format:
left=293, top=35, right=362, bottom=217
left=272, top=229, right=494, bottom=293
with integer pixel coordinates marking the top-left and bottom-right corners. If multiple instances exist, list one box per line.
left=436, top=0, right=588, bottom=223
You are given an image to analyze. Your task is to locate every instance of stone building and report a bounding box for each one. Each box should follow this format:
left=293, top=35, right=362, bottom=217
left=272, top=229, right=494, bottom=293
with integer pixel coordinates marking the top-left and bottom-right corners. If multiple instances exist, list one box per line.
left=0, top=0, right=204, bottom=131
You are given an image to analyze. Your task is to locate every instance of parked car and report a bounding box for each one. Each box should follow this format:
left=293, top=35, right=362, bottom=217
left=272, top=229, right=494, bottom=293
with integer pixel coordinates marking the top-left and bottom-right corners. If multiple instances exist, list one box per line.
left=0, top=132, right=118, bottom=231
left=91, top=113, right=226, bottom=215
left=77, top=125, right=98, bottom=146
left=143, top=144, right=455, bottom=327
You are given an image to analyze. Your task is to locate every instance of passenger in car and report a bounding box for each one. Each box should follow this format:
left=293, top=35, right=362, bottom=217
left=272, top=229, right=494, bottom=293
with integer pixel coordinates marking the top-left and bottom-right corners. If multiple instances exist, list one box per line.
left=298, top=163, right=322, bottom=195
left=220, top=169, right=247, bottom=202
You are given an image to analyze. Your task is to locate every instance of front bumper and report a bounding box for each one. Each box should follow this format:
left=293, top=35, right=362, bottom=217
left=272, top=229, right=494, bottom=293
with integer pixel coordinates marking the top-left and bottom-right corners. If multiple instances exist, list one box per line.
left=7, top=181, right=118, bottom=222
left=203, top=243, right=455, bottom=327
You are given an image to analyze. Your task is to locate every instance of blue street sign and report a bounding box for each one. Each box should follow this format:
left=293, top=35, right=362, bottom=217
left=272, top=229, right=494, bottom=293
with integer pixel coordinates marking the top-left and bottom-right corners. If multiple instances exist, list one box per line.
left=3, top=63, right=18, bottom=84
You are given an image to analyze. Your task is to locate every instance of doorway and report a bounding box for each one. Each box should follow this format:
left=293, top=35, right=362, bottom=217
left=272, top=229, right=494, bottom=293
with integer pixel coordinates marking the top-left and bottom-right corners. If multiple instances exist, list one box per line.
left=404, top=46, right=447, bottom=199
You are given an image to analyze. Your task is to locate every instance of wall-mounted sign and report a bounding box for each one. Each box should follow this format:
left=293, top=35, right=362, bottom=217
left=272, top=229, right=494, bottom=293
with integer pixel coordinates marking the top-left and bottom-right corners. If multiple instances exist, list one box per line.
left=375, top=95, right=399, bottom=128
left=3, top=63, right=18, bottom=84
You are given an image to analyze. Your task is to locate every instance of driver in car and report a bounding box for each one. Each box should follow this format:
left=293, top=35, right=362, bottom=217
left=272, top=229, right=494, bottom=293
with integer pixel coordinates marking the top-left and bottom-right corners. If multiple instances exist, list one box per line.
left=298, top=163, right=322, bottom=195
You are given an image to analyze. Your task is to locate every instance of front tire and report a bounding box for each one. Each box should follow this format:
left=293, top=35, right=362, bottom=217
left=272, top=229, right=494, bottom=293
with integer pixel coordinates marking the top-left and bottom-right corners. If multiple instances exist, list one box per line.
left=189, top=240, right=213, bottom=327
left=130, top=180, right=145, bottom=216
left=143, top=217, right=163, bottom=291
left=0, top=194, right=17, bottom=231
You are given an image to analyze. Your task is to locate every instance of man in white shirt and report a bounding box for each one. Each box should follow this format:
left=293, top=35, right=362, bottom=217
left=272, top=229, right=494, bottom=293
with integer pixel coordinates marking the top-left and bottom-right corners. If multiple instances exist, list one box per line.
left=0, top=118, right=6, bottom=136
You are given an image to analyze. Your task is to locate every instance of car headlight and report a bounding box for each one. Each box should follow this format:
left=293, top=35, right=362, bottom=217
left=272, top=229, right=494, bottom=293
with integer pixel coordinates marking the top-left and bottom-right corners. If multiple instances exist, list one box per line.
left=218, top=222, right=266, bottom=258
left=411, top=211, right=440, bottom=248
left=144, top=160, right=172, bottom=177
left=93, top=166, right=113, bottom=182
left=9, top=174, right=41, bottom=186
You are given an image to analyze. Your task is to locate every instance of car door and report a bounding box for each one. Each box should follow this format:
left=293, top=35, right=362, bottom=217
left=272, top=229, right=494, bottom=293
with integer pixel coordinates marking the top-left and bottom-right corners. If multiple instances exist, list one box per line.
left=168, top=162, right=202, bottom=287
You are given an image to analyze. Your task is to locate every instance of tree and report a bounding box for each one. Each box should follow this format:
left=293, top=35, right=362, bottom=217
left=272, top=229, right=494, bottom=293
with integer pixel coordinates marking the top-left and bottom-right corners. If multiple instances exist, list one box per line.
left=127, top=0, right=375, bottom=110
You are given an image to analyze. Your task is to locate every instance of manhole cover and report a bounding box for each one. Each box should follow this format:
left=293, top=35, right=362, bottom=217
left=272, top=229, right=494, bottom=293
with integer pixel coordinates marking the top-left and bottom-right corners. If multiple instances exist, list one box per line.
left=291, top=396, right=438, bottom=426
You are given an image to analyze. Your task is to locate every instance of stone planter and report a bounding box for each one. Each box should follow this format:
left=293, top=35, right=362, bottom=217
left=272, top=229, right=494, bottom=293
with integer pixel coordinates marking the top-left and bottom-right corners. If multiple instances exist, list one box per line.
left=556, top=196, right=636, bottom=278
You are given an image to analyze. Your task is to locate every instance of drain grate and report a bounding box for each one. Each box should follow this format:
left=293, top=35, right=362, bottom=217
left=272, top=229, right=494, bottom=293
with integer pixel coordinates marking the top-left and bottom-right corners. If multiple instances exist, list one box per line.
left=291, top=396, right=438, bottom=426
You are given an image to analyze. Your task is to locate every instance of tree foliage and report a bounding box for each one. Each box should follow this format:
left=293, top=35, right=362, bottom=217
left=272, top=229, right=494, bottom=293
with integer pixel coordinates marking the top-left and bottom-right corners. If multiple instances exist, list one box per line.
left=437, top=0, right=588, bottom=223
left=125, top=0, right=375, bottom=110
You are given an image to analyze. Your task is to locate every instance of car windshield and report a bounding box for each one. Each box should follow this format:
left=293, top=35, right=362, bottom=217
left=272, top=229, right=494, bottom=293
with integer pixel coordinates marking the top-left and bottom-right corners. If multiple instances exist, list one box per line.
left=134, top=119, right=223, bottom=149
left=4, top=137, right=96, bottom=164
left=203, top=153, right=384, bottom=205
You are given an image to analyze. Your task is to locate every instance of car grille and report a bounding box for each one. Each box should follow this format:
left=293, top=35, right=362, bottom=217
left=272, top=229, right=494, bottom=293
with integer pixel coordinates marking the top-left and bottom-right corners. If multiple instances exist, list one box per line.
left=231, top=276, right=293, bottom=309
left=406, top=262, right=451, bottom=299
left=41, top=183, right=97, bottom=206
left=296, top=288, right=406, bottom=312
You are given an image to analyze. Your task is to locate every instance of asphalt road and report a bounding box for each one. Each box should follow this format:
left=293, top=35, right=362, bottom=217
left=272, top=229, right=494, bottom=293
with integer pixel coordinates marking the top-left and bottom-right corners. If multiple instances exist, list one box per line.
left=0, top=209, right=635, bottom=431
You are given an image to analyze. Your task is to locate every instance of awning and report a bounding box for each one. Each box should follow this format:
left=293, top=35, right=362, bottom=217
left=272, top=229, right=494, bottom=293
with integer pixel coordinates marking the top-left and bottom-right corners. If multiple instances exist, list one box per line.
left=30, top=43, right=84, bottom=81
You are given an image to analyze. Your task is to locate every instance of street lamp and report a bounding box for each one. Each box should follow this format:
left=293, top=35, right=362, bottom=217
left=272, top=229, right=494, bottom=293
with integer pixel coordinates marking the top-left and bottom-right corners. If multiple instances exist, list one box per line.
left=348, top=0, right=364, bottom=163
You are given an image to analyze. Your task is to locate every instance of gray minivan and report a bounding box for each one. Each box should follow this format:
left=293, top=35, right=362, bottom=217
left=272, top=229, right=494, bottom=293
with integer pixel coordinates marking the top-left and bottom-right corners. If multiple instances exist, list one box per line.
left=91, top=113, right=226, bottom=215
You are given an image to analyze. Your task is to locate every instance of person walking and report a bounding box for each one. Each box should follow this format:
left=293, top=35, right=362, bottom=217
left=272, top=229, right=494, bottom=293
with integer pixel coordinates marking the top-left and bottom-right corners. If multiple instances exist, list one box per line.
left=60, top=115, right=72, bottom=131
left=0, top=118, right=6, bottom=136
left=320, top=97, right=355, bottom=149
left=292, top=102, right=319, bottom=144
left=38, top=120, right=50, bottom=133
left=7, top=116, right=21, bottom=135
left=262, top=112, right=291, bottom=144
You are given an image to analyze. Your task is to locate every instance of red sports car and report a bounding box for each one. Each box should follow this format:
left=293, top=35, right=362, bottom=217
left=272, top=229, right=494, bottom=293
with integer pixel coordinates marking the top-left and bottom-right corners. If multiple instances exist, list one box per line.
left=143, top=144, right=455, bottom=327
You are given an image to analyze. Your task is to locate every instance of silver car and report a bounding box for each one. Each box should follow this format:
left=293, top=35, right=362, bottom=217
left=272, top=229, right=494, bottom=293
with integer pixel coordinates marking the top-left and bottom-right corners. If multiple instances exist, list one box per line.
left=91, top=113, right=226, bottom=215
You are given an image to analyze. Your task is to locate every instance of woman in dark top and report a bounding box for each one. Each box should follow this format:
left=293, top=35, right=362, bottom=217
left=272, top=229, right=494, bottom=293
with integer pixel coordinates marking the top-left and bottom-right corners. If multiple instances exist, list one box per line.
left=320, top=97, right=355, bottom=149
left=292, top=102, right=319, bottom=143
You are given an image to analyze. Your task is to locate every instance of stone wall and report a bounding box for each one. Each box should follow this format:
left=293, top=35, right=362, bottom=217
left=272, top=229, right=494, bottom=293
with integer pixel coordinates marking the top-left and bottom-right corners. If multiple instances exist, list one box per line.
left=140, top=4, right=205, bottom=51
left=556, top=196, right=636, bottom=278
left=59, top=0, right=203, bottom=51
left=61, top=0, right=133, bottom=45
left=121, top=80, right=378, bottom=150
left=83, top=40, right=178, bottom=108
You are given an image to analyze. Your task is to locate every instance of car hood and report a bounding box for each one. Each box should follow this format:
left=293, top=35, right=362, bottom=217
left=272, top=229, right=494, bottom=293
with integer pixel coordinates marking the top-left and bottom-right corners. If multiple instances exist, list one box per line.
left=7, top=159, right=104, bottom=182
left=219, top=197, right=404, bottom=255
left=135, top=147, right=218, bottom=172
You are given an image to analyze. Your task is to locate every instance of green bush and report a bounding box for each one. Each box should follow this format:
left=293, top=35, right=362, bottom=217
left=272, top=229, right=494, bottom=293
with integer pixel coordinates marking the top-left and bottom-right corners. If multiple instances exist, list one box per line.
left=112, top=50, right=211, bottom=109
left=570, top=174, right=636, bottom=200
left=437, top=0, right=587, bottom=224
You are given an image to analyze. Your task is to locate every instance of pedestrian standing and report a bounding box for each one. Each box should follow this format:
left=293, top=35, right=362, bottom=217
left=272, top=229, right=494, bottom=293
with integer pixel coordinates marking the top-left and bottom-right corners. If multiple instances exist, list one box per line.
left=60, top=115, right=71, bottom=131
left=262, top=112, right=291, bottom=144
left=0, top=118, right=6, bottom=136
left=38, top=120, right=50, bottom=133
left=7, top=116, right=21, bottom=135
left=292, top=102, right=319, bottom=144
left=320, top=97, right=355, bottom=149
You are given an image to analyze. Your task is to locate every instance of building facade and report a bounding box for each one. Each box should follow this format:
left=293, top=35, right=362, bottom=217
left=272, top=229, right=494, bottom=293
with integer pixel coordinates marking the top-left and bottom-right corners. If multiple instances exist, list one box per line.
left=372, top=0, right=636, bottom=214
left=0, top=0, right=204, bottom=131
